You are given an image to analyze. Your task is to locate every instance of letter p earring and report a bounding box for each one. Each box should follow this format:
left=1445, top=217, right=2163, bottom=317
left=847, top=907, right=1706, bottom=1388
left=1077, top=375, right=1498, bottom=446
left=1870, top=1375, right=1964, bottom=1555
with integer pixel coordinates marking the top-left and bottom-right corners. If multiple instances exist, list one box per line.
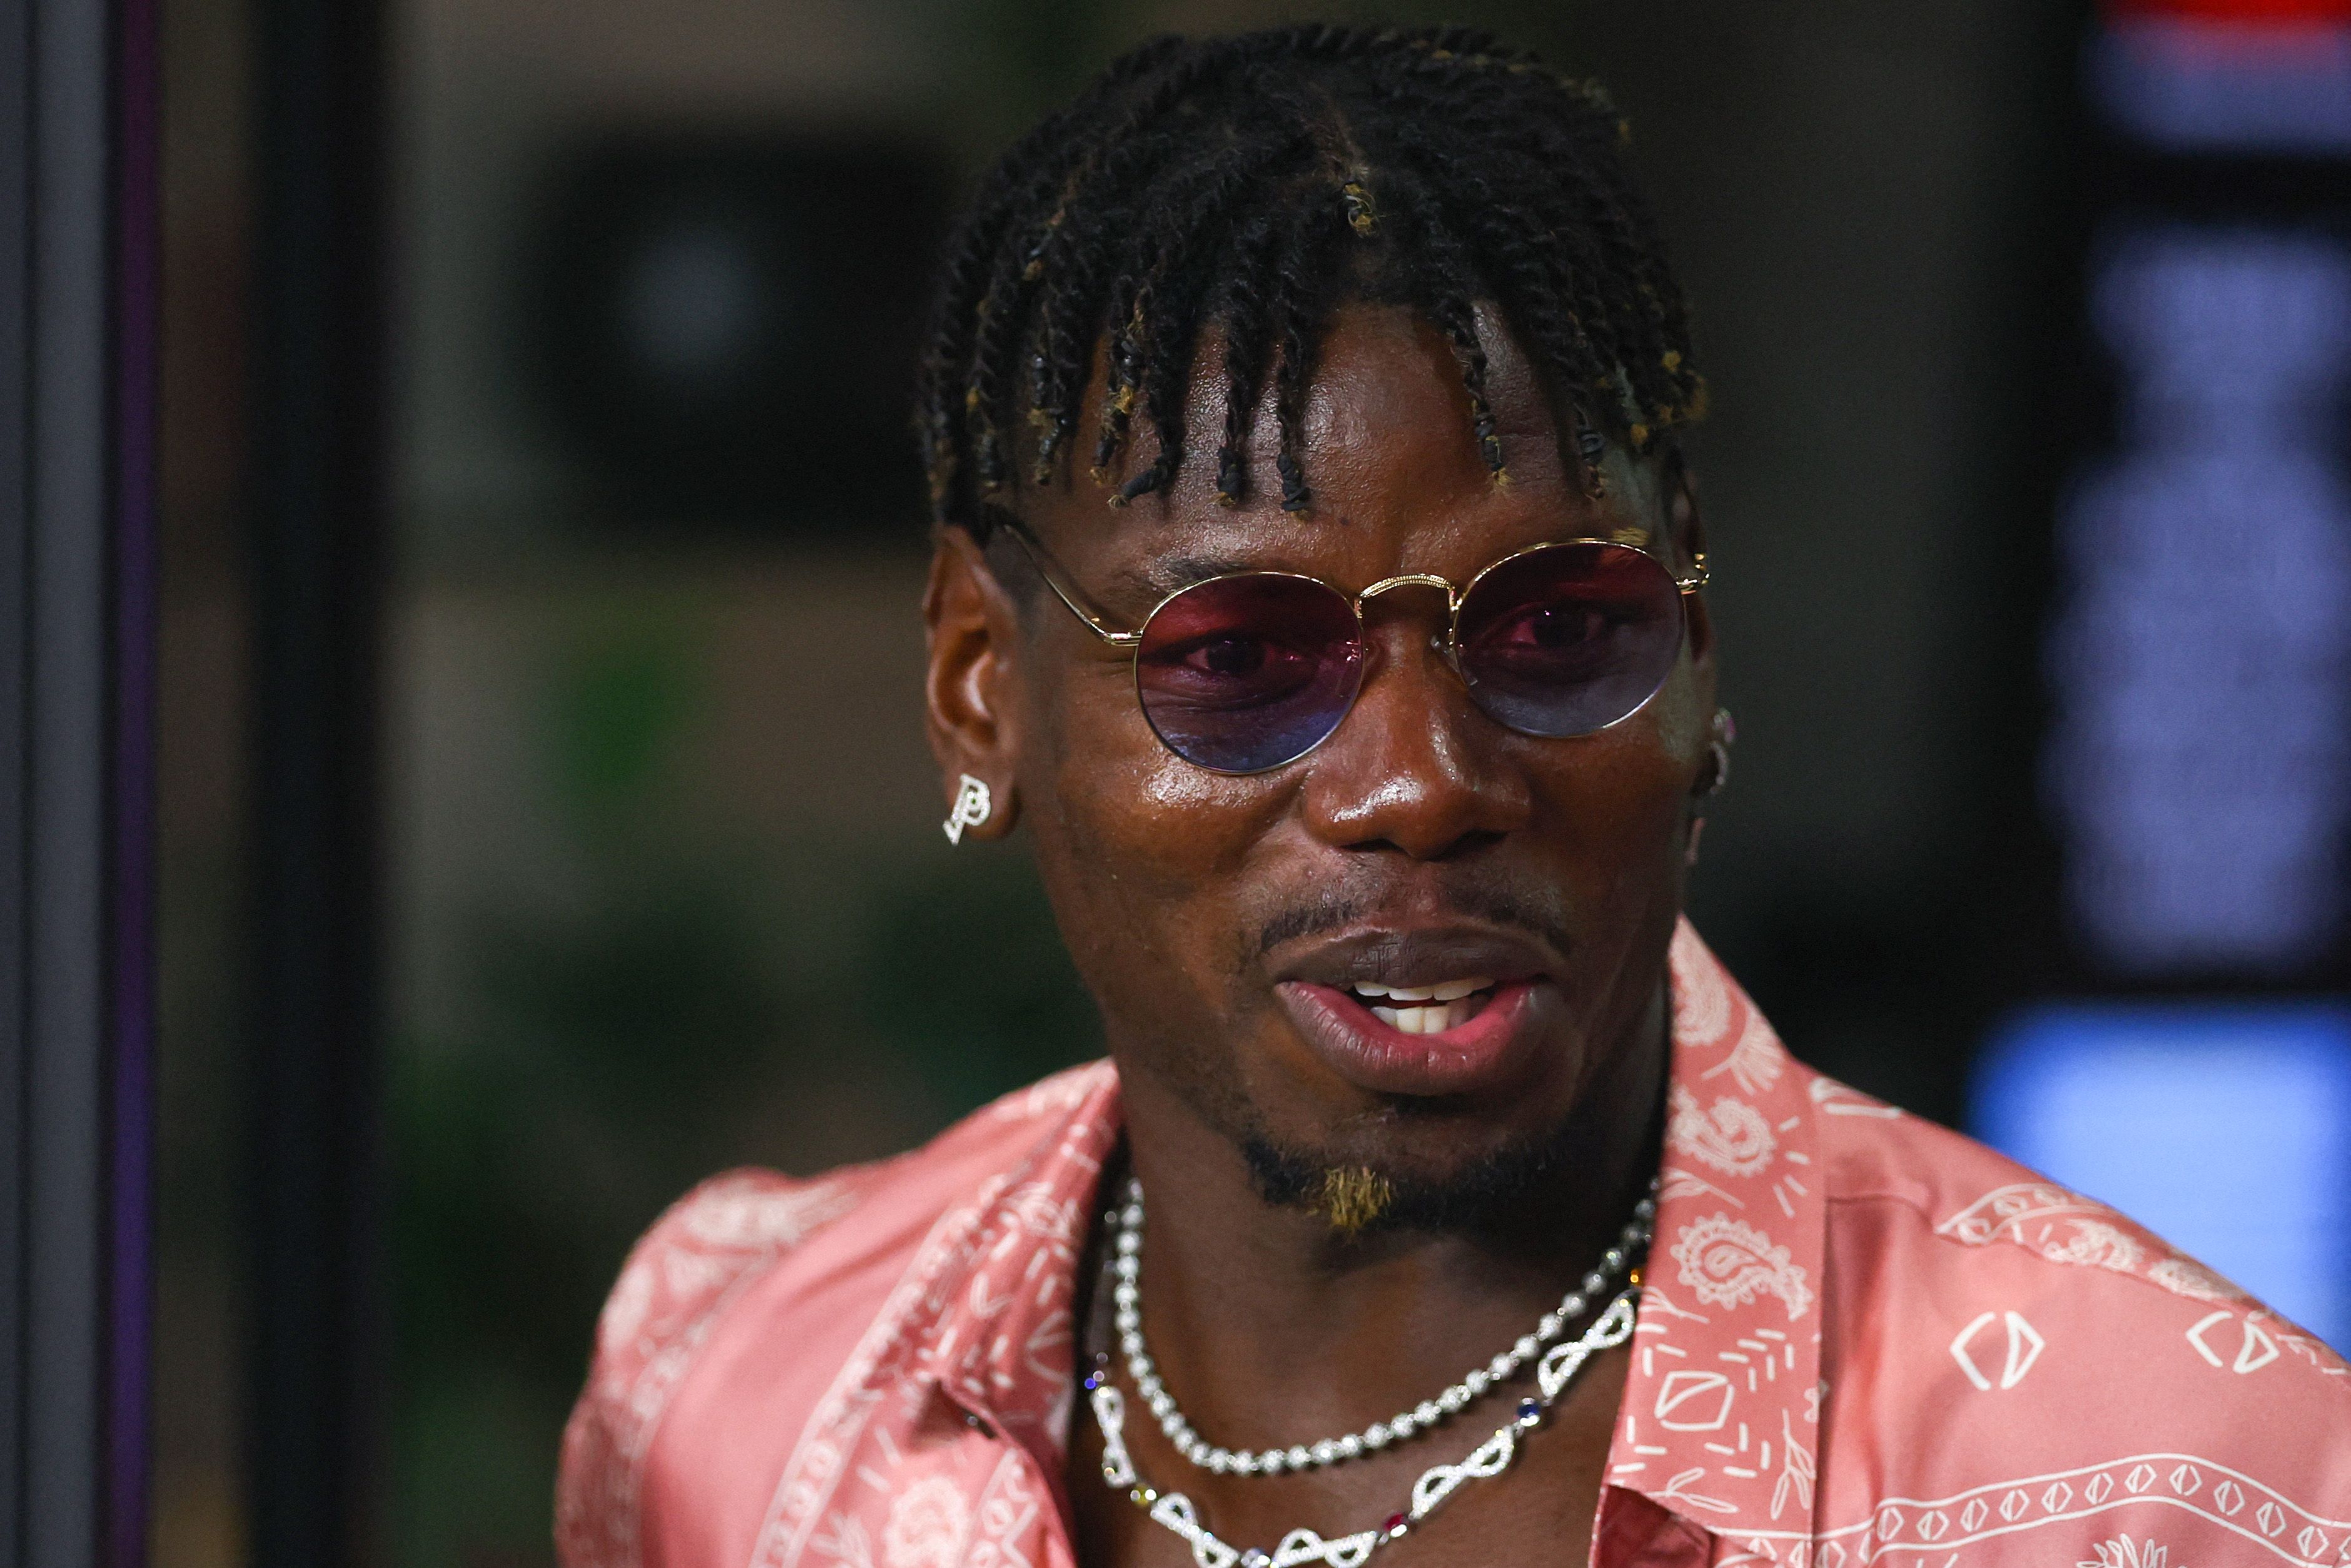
left=943, top=774, right=993, bottom=844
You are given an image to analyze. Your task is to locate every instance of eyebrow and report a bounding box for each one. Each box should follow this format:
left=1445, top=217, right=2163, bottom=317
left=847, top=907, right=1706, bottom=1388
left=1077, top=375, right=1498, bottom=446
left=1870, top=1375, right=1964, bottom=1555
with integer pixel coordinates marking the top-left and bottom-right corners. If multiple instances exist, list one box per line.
left=1110, top=554, right=1264, bottom=603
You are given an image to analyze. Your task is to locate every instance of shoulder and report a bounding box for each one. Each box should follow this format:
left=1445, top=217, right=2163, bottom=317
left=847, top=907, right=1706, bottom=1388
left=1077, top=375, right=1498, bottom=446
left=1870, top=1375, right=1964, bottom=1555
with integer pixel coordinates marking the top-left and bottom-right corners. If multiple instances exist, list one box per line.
left=553, top=1060, right=1118, bottom=1568
left=1802, top=1073, right=2351, bottom=1555
left=1811, top=1090, right=2314, bottom=1334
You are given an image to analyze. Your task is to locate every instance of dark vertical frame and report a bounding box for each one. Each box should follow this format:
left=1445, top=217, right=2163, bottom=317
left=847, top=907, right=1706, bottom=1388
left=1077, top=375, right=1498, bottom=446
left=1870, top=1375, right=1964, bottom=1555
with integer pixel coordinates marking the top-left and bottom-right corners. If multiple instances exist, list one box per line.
left=0, top=0, right=26, bottom=1542
left=106, top=0, right=158, bottom=1559
left=243, top=0, right=387, bottom=1559
left=0, top=0, right=160, bottom=1563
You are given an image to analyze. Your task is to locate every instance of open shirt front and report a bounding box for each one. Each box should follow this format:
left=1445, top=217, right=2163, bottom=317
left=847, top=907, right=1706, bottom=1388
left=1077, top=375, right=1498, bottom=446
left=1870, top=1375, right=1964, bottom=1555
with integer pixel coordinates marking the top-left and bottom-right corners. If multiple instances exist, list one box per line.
left=557, top=921, right=2351, bottom=1568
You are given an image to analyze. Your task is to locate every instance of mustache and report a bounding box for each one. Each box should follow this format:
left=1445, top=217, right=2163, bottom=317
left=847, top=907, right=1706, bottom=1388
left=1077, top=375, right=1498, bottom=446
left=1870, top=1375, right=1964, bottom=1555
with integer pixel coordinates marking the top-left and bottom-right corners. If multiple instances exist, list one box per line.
left=1250, top=876, right=1574, bottom=961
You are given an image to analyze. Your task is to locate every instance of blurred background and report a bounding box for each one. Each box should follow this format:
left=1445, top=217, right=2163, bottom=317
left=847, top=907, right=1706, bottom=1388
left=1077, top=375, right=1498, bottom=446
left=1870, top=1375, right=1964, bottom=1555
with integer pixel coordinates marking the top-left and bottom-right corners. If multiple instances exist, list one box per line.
left=153, top=0, right=2351, bottom=1564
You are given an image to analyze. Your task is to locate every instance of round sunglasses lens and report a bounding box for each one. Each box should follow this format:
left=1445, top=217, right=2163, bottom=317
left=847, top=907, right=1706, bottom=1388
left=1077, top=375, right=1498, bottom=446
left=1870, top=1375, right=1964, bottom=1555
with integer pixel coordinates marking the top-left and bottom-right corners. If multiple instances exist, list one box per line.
left=1455, top=544, right=1685, bottom=737
left=1135, top=575, right=1365, bottom=772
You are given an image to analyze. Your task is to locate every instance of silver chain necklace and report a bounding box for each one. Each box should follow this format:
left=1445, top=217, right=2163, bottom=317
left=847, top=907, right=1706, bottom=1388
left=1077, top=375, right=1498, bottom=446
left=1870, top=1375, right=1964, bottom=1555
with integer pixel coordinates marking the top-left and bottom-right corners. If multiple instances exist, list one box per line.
left=1089, top=1287, right=1642, bottom=1567
left=1102, top=1172, right=1656, bottom=1476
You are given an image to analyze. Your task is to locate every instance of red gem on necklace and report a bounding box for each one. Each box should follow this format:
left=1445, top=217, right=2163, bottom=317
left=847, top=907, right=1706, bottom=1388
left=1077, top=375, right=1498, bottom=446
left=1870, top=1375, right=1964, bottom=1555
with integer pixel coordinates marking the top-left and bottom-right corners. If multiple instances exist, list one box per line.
left=1383, top=1513, right=1409, bottom=1538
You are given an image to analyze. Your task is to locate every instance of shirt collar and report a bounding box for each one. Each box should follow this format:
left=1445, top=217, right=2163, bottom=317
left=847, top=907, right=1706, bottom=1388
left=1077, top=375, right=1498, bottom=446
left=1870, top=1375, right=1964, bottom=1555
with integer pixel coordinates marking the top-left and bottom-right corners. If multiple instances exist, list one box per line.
left=918, top=1064, right=1122, bottom=1472
left=1605, top=918, right=1829, bottom=1550
left=918, top=921, right=1831, bottom=1550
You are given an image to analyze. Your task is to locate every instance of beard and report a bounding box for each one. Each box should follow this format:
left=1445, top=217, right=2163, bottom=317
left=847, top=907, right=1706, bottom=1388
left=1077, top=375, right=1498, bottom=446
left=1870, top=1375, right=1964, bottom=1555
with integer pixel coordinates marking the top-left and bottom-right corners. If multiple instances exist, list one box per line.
left=1238, top=1106, right=1590, bottom=1238
left=1218, top=878, right=1597, bottom=1237
left=1118, top=871, right=1662, bottom=1240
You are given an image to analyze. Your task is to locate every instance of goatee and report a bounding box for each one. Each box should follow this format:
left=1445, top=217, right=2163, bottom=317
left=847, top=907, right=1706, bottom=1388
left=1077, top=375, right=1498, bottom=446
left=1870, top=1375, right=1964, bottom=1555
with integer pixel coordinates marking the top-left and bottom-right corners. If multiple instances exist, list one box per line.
left=1240, top=1113, right=1589, bottom=1238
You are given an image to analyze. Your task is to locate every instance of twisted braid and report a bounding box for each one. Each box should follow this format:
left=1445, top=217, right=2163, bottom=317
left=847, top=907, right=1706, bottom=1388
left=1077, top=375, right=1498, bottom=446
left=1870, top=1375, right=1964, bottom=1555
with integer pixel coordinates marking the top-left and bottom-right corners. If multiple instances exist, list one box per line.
left=912, top=24, right=1702, bottom=538
left=1213, top=209, right=1285, bottom=507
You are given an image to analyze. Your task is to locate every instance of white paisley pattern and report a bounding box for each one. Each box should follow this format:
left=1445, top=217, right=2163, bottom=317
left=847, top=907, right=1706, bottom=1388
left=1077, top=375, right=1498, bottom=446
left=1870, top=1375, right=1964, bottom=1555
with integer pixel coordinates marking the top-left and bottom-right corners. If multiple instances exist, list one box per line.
left=2042, top=1218, right=2145, bottom=1272
left=1669, top=1213, right=1815, bottom=1321
left=1670, top=921, right=1734, bottom=1044
left=1668, top=1086, right=1777, bottom=1177
left=680, top=1178, right=859, bottom=1250
left=879, top=1475, right=969, bottom=1568
left=2147, top=1257, right=2247, bottom=1303
left=2081, top=1537, right=2182, bottom=1568
left=555, top=1171, right=861, bottom=1568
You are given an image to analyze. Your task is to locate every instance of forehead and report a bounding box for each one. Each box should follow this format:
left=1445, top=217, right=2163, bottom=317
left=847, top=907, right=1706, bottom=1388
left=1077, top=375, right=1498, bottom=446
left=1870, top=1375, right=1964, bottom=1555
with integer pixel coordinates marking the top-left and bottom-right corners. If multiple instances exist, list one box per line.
left=1021, top=301, right=1666, bottom=603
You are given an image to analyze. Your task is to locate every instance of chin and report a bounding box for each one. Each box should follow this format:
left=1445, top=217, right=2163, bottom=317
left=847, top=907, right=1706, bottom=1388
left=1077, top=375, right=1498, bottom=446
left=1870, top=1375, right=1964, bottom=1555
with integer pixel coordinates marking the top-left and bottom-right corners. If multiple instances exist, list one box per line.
left=1238, top=1105, right=1585, bottom=1235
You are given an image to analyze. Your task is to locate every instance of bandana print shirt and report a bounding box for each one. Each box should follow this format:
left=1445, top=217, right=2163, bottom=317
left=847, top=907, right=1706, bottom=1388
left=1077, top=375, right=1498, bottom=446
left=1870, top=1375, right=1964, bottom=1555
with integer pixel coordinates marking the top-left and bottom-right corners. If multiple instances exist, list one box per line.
left=556, top=921, right=2351, bottom=1568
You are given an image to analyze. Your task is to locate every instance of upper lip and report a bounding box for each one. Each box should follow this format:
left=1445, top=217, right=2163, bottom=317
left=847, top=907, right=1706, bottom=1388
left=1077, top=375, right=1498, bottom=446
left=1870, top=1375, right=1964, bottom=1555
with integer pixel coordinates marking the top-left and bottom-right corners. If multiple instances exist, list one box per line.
left=1268, top=923, right=1559, bottom=994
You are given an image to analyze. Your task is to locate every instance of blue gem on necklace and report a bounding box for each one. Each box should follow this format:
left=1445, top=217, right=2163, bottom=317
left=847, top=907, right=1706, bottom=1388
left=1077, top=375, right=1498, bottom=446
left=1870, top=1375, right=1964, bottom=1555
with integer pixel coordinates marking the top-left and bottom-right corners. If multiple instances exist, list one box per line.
left=1083, top=1372, right=1105, bottom=1391
left=1516, top=1396, right=1542, bottom=1425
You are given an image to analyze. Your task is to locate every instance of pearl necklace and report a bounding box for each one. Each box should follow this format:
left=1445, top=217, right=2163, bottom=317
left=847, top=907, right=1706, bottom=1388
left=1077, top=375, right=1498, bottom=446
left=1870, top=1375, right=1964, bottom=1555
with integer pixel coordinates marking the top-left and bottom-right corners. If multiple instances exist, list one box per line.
left=1089, top=1289, right=1642, bottom=1568
left=1103, top=1173, right=1656, bottom=1475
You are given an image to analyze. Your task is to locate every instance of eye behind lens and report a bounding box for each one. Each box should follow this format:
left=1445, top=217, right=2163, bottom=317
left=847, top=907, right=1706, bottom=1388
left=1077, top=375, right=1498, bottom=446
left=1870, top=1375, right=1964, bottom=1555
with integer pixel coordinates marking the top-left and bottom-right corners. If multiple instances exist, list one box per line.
left=1455, top=543, right=1685, bottom=738
left=1134, top=573, right=1365, bottom=771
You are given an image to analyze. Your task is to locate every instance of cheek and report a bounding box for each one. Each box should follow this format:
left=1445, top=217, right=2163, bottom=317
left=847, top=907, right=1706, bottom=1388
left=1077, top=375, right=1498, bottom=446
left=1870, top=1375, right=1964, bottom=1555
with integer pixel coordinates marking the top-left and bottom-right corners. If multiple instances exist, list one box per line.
left=1049, top=742, right=1282, bottom=891
left=1529, top=669, right=1708, bottom=891
left=1649, top=654, right=1714, bottom=773
left=1019, top=657, right=1286, bottom=969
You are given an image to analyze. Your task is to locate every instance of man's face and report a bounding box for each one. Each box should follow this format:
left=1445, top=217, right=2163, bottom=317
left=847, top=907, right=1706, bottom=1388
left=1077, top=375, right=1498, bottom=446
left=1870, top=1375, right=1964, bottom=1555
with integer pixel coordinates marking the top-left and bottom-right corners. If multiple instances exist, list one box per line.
left=925, top=301, right=1716, bottom=1208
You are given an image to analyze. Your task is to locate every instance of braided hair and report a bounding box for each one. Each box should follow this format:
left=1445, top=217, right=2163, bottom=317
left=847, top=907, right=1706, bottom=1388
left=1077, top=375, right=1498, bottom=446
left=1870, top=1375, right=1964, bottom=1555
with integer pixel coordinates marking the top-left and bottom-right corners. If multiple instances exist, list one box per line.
left=914, top=24, right=1705, bottom=539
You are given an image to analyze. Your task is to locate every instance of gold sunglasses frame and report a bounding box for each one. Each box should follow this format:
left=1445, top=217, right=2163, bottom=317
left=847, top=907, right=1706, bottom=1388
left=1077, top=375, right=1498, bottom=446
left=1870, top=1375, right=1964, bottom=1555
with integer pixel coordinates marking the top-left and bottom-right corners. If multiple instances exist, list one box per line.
left=986, top=510, right=1709, bottom=772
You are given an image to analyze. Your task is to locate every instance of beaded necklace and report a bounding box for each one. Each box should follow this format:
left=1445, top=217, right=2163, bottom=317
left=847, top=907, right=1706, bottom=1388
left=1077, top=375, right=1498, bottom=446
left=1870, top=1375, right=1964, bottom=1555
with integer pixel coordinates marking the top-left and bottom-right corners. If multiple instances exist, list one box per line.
left=1080, top=1173, right=1652, bottom=1567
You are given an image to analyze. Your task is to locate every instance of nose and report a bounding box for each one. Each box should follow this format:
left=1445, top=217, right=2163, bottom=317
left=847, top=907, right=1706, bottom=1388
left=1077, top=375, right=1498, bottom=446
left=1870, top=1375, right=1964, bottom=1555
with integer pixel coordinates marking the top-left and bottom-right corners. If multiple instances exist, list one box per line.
left=1299, top=614, right=1532, bottom=859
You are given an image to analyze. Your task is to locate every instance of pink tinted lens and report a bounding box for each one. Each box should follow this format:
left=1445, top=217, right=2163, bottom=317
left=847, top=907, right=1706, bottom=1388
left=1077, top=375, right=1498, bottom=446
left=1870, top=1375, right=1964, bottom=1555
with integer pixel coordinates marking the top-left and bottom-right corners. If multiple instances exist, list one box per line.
left=1454, top=543, right=1684, bottom=737
left=1135, top=574, right=1365, bottom=772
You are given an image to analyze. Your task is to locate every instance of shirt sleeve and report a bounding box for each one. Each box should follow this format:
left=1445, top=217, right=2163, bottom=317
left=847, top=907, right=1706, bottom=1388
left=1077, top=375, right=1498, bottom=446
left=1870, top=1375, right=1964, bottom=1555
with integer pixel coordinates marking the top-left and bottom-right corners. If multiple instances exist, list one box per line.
left=553, top=1168, right=863, bottom=1568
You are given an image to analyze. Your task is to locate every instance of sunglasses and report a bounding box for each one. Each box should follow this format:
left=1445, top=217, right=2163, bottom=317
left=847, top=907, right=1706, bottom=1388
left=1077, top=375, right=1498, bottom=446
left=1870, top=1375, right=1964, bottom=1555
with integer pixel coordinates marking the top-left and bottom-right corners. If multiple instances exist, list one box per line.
left=991, top=512, right=1709, bottom=774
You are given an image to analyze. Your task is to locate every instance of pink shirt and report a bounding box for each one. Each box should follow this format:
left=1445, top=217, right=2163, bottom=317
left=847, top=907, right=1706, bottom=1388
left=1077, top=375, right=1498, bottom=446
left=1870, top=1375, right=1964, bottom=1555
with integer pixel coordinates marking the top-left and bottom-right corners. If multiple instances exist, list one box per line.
left=557, top=921, right=2351, bottom=1568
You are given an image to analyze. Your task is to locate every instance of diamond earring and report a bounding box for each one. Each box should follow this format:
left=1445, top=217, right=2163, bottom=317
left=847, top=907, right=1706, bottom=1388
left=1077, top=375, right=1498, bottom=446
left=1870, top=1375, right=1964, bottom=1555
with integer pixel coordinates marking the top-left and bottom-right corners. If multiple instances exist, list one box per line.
left=943, top=774, right=993, bottom=844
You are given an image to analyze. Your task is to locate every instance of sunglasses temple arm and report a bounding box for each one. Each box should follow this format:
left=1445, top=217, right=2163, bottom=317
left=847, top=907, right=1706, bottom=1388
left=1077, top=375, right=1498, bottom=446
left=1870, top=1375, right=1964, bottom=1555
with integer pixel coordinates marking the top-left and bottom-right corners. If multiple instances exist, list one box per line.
left=996, top=517, right=1145, bottom=648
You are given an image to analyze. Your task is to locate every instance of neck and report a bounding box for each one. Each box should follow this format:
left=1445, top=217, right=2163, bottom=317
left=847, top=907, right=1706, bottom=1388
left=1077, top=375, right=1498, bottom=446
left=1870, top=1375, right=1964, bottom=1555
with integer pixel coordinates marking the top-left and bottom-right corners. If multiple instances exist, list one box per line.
left=1100, top=990, right=1667, bottom=1452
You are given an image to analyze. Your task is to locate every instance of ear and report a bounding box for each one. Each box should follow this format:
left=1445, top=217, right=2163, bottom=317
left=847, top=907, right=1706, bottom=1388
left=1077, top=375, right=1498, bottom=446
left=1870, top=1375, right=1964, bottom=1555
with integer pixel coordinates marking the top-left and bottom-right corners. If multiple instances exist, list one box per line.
left=922, top=525, right=1024, bottom=839
left=1665, top=451, right=1715, bottom=665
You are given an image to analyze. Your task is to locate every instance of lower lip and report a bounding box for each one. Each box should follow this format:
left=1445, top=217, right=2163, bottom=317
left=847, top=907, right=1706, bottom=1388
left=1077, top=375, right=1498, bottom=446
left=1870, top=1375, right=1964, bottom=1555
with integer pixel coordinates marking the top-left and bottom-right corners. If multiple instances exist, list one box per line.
left=1275, top=980, right=1547, bottom=1098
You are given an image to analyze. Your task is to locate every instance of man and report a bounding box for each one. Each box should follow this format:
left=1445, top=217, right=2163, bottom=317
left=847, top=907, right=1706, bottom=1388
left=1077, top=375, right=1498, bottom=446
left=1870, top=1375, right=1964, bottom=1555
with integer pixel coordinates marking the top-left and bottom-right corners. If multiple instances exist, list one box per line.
left=557, top=27, right=2350, bottom=1568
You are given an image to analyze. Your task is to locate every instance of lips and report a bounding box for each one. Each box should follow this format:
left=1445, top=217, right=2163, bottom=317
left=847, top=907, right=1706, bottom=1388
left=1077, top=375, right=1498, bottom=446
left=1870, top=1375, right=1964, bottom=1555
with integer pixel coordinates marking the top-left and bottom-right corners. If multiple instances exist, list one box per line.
left=1277, top=979, right=1549, bottom=1097
left=1267, top=924, right=1562, bottom=1100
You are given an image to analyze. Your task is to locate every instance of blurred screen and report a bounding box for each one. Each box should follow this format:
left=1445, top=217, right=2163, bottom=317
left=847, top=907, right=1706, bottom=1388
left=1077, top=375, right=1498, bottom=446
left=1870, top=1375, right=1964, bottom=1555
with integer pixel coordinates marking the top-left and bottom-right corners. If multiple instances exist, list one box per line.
left=2049, top=3, right=2351, bottom=976
left=1991, top=0, right=2351, bottom=1369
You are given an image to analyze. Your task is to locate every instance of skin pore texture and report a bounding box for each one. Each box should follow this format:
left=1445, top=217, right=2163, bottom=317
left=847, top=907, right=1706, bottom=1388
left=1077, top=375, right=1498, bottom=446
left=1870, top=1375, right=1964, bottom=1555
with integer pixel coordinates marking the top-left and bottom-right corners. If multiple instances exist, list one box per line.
left=922, top=300, right=1717, bottom=1565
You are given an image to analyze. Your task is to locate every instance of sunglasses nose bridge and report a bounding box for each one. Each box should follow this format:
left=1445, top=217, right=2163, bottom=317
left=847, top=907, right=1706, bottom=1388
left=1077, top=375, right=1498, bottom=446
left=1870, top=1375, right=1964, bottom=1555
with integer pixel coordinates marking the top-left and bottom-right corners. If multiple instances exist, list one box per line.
left=1354, top=572, right=1456, bottom=610
left=1350, top=574, right=1462, bottom=667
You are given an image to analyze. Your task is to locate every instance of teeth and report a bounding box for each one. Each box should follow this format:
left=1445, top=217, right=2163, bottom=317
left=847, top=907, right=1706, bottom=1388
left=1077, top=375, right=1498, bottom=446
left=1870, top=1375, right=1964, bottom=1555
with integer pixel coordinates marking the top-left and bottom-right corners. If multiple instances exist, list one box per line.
left=1353, top=976, right=1494, bottom=1003
left=1370, top=1001, right=1474, bottom=1034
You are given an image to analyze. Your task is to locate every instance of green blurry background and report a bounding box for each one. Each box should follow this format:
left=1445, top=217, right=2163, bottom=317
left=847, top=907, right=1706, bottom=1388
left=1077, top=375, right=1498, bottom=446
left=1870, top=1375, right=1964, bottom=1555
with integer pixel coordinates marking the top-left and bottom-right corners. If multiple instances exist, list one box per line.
left=154, top=1, right=2074, bottom=1563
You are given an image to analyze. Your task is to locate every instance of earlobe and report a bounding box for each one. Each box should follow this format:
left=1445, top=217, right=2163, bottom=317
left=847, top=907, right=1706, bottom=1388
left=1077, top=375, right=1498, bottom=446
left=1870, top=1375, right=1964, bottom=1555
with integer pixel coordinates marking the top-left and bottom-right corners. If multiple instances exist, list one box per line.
left=923, top=529, right=1023, bottom=840
left=1684, top=707, right=1732, bottom=867
left=1667, top=456, right=1716, bottom=664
